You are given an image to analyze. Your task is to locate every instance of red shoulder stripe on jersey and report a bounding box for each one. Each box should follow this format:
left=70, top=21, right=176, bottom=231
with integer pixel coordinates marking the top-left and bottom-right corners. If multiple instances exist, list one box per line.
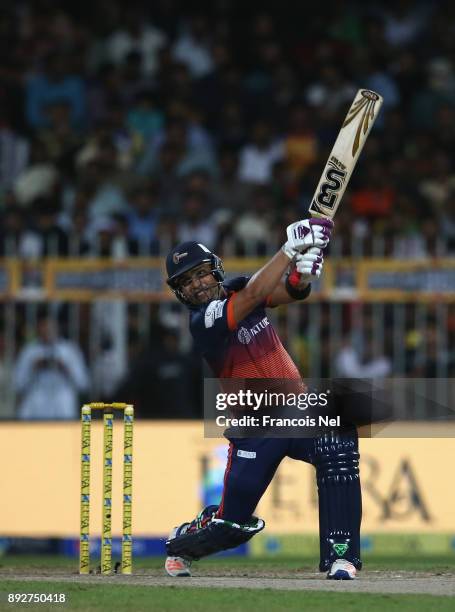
left=227, top=294, right=237, bottom=330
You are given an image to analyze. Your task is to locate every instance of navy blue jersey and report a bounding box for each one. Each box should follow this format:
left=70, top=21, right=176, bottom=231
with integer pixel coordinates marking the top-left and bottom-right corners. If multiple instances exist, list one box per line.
left=189, top=276, right=300, bottom=378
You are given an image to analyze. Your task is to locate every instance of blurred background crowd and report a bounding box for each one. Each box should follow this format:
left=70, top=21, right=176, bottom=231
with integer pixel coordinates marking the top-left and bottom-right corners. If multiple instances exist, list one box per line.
left=3, top=0, right=455, bottom=258
left=1, top=0, right=455, bottom=419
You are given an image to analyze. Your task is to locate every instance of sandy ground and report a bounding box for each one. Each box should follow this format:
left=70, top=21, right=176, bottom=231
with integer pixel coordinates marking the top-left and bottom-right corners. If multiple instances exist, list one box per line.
left=1, top=569, right=454, bottom=596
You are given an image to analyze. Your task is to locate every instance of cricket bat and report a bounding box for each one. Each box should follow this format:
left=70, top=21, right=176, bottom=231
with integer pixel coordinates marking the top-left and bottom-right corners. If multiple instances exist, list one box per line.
left=308, top=89, right=383, bottom=219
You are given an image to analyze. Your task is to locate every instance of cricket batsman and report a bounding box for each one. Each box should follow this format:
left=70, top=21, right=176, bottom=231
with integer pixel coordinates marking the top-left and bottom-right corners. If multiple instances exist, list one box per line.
left=164, top=218, right=361, bottom=580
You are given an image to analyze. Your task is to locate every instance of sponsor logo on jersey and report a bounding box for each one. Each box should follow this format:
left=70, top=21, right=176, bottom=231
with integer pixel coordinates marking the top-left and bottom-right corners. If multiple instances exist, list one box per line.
left=237, top=327, right=252, bottom=344
left=237, top=317, right=270, bottom=344
left=249, top=316, right=270, bottom=336
left=237, top=450, right=256, bottom=459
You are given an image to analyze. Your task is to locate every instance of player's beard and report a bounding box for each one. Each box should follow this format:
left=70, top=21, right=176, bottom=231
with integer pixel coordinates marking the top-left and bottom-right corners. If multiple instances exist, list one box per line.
left=189, top=282, right=220, bottom=305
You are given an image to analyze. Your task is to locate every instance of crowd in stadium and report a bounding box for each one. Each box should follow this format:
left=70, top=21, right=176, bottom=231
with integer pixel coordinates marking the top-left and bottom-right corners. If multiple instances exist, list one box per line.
left=2, top=0, right=455, bottom=258
left=1, top=0, right=455, bottom=419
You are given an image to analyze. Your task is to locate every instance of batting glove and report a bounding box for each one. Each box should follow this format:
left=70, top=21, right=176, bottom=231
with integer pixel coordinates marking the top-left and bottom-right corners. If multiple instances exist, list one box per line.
left=282, top=218, right=333, bottom=259
left=288, top=247, right=324, bottom=286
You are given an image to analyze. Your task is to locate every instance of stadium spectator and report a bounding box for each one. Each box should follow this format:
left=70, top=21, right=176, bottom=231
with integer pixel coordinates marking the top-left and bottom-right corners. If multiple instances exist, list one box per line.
left=211, top=147, right=251, bottom=212
left=172, top=15, right=215, bottom=78
left=116, top=326, right=196, bottom=417
left=335, top=336, right=391, bottom=379
left=21, top=197, right=69, bottom=257
left=283, top=103, right=319, bottom=184
left=238, top=120, right=284, bottom=185
left=232, top=186, right=276, bottom=256
left=86, top=63, right=125, bottom=126
left=76, top=138, right=132, bottom=219
left=126, top=182, right=161, bottom=249
left=36, top=100, right=84, bottom=174
left=0, top=115, right=29, bottom=189
left=412, top=321, right=452, bottom=378
left=305, top=65, right=357, bottom=114
left=137, top=114, right=217, bottom=179
left=126, top=90, right=164, bottom=145
left=382, top=1, right=429, bottom=48
left=103, top=9, right=167, bottom=77
left=176, top=193, right=217, bottom=250
left=0, top=205, right=27, bottom=256
left=25, top=53, right=87, bottom=131
left=13, top=140, right=59, bottom=207
left=350, top=162, right=395, bottom=218
left=14, top=310, right=89, bottom=419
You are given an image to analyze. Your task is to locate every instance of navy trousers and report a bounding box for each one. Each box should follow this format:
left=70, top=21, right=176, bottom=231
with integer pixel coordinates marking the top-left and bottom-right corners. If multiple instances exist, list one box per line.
left=217, top=434, right=362, bottom=570
left=217, top=437, right=316, bottom=523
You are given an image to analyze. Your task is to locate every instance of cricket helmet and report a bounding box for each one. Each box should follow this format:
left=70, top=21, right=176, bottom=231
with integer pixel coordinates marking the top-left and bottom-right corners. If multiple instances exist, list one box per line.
left=166, top=241, right=225, bottom=304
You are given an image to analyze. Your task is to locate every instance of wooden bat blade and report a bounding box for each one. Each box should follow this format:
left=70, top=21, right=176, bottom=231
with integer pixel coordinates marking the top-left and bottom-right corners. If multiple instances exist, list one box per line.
left=308, top=89, right=383, bottom=219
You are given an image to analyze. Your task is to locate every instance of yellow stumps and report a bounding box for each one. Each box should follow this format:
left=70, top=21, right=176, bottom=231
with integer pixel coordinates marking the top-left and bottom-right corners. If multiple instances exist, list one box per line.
left=122, top=405, right=134, bottom=574
left=101, top=410, right=113, bottom=574
left=80, top=405, right=91, bottom=574
left=79, top=402, right=134, bottom=575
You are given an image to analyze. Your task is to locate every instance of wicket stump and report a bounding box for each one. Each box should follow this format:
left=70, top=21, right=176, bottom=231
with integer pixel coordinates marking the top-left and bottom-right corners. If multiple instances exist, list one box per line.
left=79, top=402, right=134, bottom=575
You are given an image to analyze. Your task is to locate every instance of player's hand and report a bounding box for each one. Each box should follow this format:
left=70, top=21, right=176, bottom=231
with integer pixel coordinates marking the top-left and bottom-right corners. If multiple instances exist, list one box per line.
left=287, top=247, right=324, bottom=286
left=282, top=218, right=333, bottom=259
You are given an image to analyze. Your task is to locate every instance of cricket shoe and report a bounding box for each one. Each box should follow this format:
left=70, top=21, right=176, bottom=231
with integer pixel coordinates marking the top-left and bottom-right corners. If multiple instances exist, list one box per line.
left=165, top=556, right=192, bottom=577
left=165, top=526, right=192, bottom=577
left=326, top=559, right=356, bottom=580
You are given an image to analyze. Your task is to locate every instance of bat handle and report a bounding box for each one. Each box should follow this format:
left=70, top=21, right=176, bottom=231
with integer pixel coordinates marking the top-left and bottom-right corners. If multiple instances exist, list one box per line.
left=310, top=212, right=333, bottom=220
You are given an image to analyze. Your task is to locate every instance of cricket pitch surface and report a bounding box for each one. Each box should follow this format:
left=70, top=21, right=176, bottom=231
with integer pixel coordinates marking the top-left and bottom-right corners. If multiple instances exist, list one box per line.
left=1, top=568, right=455, bottom=596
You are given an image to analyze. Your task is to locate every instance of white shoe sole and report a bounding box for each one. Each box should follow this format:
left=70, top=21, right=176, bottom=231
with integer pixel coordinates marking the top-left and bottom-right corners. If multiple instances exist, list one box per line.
left=165, top=558, right=191, bottom=578
left=327, top=569, right=355, bottom=580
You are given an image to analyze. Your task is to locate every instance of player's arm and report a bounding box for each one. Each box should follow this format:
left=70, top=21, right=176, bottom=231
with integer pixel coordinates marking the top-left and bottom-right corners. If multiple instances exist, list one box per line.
left=265, top=279, right=310, bottom=307
left=230, top=249, right=294, bottom=323
left=266, top=247, right=324, bottom=307
left=230, top=220, right=332, bottom=325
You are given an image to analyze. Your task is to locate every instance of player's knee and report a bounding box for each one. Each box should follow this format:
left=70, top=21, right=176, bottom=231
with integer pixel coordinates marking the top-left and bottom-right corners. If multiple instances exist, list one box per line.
left=312, top=433, right=360, bottom=482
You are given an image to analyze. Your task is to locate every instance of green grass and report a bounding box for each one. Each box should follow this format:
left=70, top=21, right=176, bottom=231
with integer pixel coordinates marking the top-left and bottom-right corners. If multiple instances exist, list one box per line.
left=0, top=555, right=454, bottom=611
left=0, top=582, right=454, bottom=612
left=1, top=553, right=455, bottom=573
